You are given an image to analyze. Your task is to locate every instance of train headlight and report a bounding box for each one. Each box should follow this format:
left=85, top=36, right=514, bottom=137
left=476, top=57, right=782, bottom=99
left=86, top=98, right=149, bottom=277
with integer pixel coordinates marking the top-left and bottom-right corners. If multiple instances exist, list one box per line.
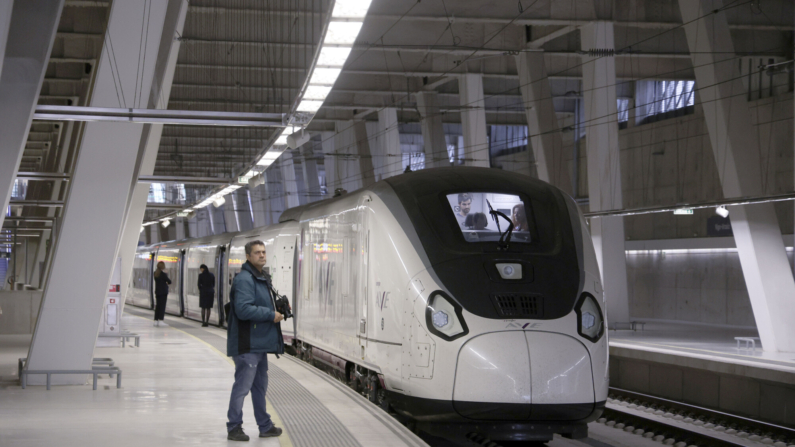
left=432, top=310, right=449, bottom=328
left=575, top=292, right=604, bottom=342
left=425, top=291, right=469, bottom=341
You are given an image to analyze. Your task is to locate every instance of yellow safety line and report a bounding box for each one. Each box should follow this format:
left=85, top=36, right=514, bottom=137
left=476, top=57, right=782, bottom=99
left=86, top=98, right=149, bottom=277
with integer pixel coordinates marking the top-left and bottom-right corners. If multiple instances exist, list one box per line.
left=129, top=313, right=295, bottom=447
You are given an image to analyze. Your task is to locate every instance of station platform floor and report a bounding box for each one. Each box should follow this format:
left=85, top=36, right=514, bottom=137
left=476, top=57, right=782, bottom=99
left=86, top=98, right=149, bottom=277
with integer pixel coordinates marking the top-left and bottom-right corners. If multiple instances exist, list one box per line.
left=0, top=309, right=428, bottom=447
left=608, top=321, right=795, bottom=374
left=0, top=310, right=679, bottom=447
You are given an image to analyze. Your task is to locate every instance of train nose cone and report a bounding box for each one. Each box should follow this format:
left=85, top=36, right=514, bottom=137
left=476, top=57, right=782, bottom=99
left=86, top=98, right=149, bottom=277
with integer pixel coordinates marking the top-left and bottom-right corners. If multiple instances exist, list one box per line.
left=452, top=331, right=595, bottom=421
left=453, top=332, right=532, bottom=420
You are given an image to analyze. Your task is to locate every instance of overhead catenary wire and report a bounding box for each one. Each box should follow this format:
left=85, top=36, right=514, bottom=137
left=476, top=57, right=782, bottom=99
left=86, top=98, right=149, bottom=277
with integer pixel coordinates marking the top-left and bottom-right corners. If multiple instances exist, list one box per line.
left=153, top=0, right=790, bottom=222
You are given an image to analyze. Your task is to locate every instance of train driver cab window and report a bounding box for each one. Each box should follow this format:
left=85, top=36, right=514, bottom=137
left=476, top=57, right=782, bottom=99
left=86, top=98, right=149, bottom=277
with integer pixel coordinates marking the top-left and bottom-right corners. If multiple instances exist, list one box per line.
left=445, top=193, right=535, bottom=243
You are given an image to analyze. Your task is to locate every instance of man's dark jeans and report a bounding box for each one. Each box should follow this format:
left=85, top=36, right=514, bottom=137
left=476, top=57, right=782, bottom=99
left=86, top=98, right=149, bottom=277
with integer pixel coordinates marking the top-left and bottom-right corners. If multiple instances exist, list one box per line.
left=227, top=352, right=273, bottom=433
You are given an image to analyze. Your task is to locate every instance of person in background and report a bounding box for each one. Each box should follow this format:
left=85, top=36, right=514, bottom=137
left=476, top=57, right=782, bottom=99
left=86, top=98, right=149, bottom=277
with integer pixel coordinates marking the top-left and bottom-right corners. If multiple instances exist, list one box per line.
left=198, top=264, right=216, bottom=327
left=226, top=240, right=284, bottom=441
left=455, top=193, right=472, bottom=228
left=512, top=203, right=529, bottom=231
left=153, top=261, right=171, bottom=326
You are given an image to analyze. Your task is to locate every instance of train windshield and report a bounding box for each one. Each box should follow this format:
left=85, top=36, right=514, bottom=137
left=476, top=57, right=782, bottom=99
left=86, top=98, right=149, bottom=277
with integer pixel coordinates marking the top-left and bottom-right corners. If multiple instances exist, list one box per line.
left=445, top=193, right=535, bottom=243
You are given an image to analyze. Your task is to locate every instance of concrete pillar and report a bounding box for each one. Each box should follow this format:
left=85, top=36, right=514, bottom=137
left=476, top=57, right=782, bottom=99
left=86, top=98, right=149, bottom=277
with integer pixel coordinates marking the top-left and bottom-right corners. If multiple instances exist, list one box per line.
left=26, top=0, right=173, bottom=384
left=281, top=150, right=301, bottom=209
left=516, top=51, right=572, bottom=194
left=293, top=159, right=308, bottom=206
left=321, top=131, right=338, bottom=194
left=116, top=0, right=187, bottom=319
left=223, top=197, right=239, bottom=233
left=580, top=21, right=630, bottom=324
left=197, top=207, right=213, bottom=236
left=416, top=91, right=449, bottom=169
left=0, top=0, right=13, bottom=76
left=353, top=120, right=376, bottom=188
left=0, top=0, right=63, bottom=231
left=264, top=168, right=285, bottom=223
left=174, top=217, right=185, bottom=240
left=375, top=108, right=403, bottom=180
left=458, top=74, right=490, bottom=168
left=334, top=121, right=357, bottom=192
left=148, top=225, right=159, bottom=244
left=300, top=144, right=321, bottom=202
left=249, top=184, right=269, bottom=227
left=186, top=214, right=198, bottom=238
left=235, top=189, right=253, bottom=231
left=680, top=0, right=795, bottom=352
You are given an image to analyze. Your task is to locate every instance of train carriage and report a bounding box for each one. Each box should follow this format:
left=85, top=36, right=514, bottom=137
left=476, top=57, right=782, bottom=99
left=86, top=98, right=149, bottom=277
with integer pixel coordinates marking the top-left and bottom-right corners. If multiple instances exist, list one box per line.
left=126, top=167, right=608, bottom=443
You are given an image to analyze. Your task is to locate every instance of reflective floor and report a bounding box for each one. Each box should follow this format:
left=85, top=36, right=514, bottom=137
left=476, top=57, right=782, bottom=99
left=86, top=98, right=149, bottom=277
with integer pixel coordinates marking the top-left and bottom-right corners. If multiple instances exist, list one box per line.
left=0, top=310, right=426, bottom=447
left=609, top=321, right=795, bottom=373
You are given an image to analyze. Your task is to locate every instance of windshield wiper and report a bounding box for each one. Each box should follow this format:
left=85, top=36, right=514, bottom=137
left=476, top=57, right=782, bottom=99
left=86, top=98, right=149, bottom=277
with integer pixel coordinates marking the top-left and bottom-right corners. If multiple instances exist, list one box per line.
left=486, top=199, right=514, bottom=250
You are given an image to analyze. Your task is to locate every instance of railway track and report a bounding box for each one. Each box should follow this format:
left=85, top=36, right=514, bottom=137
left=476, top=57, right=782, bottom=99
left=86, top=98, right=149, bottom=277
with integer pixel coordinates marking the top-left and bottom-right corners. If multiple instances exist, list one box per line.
left=602, top=388, right=795, bottom=447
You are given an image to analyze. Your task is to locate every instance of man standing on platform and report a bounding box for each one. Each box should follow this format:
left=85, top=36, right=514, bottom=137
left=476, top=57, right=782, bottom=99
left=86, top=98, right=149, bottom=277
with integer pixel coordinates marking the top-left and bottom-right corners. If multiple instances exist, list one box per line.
left=226, top=240, right=284, bottom=441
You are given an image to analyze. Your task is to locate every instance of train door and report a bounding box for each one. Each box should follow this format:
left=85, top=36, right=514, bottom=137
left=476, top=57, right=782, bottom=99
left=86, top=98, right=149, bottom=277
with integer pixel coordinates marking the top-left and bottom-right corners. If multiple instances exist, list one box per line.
left=278, top=237, right=296, bottom=300
left=215, top=246, right=226, bottom=326
left=179, top=249, right=186, bottom=316
left=148, top=251, right=156, bottom=309
left=358, top=195, right=371, bottom=360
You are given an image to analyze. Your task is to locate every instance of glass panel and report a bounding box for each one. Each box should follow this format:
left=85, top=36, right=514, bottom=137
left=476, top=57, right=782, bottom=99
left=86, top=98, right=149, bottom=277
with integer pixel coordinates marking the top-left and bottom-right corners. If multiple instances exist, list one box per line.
left=446, top=193, right=533, bottom=243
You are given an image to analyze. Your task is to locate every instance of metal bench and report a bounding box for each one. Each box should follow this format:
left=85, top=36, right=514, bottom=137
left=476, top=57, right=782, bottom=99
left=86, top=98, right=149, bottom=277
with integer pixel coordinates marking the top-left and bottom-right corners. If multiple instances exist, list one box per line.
left=18, top=358, right=122, bottom=390
left=735, top=336, right=761, bottom=351
left=98, top=332, right=140, bottom=347
left=630, top=321, right=646, bottom=331
left=611, top=322, right=633, bottom=331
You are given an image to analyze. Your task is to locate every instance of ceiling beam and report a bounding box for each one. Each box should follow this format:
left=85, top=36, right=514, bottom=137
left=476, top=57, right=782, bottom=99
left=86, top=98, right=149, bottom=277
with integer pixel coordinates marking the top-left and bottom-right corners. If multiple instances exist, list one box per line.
left=33, top=105, right=286, bottom=127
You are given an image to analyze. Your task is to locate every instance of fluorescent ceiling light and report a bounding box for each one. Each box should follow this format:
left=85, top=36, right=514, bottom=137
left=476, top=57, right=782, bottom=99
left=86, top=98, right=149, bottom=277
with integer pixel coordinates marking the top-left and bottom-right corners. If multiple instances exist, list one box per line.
left=316, top=46, right=352, bottom=67
left=331, top=0, right=373, bottom=18
left=297, top=100, right=324, bottom=113
left=324, top=21, right=363, bottom=45
left=275, top=134, right=289, bottom=146
left=303, top=85, right=333, bottom=101
left=309, top=68, right=342, bottom=86
left=256, top=158, right=273, bottom=167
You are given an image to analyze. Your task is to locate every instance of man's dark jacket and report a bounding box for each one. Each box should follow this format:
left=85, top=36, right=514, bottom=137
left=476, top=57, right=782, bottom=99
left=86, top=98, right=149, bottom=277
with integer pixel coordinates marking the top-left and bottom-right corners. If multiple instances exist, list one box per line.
left=226, top=261, right=284, bottom=357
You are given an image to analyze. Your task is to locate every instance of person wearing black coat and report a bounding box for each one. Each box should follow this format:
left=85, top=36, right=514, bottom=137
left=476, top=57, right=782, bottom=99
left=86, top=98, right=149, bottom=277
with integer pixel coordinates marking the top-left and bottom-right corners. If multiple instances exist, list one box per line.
left=198, top=264, right=215, bottom=327
left=153, top=261, right=171, bottom=326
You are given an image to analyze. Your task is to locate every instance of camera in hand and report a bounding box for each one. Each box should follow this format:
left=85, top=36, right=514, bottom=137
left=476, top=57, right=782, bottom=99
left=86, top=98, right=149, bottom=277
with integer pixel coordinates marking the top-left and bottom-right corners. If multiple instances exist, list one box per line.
left=274, top=294, right=292, bottom=320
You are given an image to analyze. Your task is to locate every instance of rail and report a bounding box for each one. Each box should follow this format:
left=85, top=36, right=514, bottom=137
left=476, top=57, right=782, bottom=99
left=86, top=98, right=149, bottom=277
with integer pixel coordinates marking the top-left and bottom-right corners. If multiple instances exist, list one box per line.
left=605, top=387, right=795, bottom=446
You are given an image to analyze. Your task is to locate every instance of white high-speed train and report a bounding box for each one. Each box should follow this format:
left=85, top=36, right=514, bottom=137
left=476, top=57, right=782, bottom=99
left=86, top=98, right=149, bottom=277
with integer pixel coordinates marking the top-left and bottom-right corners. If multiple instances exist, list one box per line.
left=127, top=167, right=608, bottom=443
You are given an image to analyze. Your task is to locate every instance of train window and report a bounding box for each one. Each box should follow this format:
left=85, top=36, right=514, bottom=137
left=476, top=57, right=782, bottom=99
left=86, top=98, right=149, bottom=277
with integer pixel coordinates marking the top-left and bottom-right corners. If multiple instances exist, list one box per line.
left=445, top=193, right=535, bottom=243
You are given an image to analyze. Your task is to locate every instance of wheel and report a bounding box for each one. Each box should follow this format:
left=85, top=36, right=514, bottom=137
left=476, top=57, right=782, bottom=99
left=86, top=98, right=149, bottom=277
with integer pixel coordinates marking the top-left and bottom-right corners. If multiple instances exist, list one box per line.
left=348, top=369, right=360, bottom=392
left=367, top=376, right=378, bottom=404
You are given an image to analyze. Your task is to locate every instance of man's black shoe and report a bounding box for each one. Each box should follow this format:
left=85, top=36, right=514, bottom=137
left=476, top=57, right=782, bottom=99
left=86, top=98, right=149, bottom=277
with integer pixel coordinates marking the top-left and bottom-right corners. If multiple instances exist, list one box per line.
left=259, top=426, right=283, bottom=438
left=228, top=426, right=250, bottom=441
left=202, top=322, right=209, bottom=327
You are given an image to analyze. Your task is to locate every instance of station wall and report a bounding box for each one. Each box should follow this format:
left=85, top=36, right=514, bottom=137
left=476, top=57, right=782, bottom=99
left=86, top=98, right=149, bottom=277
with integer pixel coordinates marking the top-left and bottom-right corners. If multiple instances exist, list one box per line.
left=0, top=291, right=42, bottom=335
